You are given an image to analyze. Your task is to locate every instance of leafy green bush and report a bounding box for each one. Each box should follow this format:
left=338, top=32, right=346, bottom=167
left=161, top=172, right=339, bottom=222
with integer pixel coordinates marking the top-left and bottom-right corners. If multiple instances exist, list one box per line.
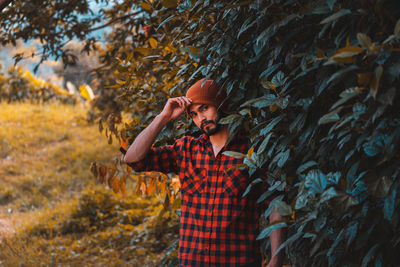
left=107, top=0, right=400, bottom=265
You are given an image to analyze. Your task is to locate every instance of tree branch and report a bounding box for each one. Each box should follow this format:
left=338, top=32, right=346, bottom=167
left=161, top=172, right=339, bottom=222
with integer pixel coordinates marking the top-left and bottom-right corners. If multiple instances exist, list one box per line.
left=0, top=0, right=12, bottom=12
left=88, top=10, right=145, bottom=33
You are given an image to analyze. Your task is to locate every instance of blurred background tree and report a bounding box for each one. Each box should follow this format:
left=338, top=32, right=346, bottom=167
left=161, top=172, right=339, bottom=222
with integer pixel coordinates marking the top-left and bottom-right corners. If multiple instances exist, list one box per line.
left=1, top=0, right=400, bottom=266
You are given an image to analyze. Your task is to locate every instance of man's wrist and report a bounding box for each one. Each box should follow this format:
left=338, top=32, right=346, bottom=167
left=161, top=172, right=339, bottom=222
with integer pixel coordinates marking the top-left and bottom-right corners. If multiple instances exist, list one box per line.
left=156, top=113, right=171, bottom=125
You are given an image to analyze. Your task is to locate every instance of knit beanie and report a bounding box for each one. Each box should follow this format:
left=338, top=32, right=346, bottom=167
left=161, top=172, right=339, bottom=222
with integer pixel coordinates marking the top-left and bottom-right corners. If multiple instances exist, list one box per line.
left=185, top=78, right=225, bottom=109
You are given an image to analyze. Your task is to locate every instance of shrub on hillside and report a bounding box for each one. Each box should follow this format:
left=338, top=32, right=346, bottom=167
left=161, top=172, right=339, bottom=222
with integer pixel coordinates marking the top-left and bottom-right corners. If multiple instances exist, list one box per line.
left=0, top=67, right=77, bottom=104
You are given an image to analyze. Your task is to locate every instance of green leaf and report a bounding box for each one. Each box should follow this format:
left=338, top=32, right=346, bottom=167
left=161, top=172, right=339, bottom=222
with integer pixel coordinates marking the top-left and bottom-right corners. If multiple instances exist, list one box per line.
left=394, top=19, right=400, bottom=35
left=330, top=87, right=362, bottom=110
left=304, top=170, right=328, bottom=195
left=275, top=200, right=292, bottom=216
left=370, top=65, right=383, bottom=99
left=345, top=222, right=358, bottom=248
left=242, top=178, right=263, bottom=197
left=362, top=244, right=379, bottom=267
left=257, top=221, right=287, bottom=240
left=240, top=95, right=276, bottom=109
left=296, top=161, right=318, bottom=175
left=222, top=151, right=246, bottom=159
left=259, top=63, right=281, bottom=79
left=319, top=187, right=340, bottom=203
left=276, top=149, right=290, bottom=167
left=320, top=9, right=351, bottom=24
left=260, top=115, right=285, bottom=135
left=264, top=195, right=284, bottom=217
left=334, top=193, right=358, bottom=211
left=271, top=71, right=285, bottom=87
left=384, top=187, right=396, bottom=221
left=257, top=132, right=273, bottom=155
left=274, top=231, right=303, bottom=257
left=327, top=228, right=344, bottom=256
left=219, top=114, right=241, bottom=124
left=357, top=33, right=372, bottom=48
left=326, top=65, right=358, bottom=83
left=318, top=107, right=343, bottom=125
left=377, top=87, right=396, bottom=106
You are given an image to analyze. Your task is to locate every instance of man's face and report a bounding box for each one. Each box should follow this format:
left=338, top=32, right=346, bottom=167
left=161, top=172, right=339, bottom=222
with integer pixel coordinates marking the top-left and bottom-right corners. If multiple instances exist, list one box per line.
left=188, top=104, right=221, bottom=136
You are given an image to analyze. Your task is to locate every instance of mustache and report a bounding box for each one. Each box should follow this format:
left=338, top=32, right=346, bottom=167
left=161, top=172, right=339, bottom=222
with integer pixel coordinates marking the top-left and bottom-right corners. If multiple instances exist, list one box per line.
left=201, top=120, right=216, bottom=129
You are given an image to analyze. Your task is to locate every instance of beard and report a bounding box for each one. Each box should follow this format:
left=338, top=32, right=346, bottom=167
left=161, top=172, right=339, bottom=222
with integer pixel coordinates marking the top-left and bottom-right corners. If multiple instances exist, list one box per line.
left=200, top=120, right=221, bottom=136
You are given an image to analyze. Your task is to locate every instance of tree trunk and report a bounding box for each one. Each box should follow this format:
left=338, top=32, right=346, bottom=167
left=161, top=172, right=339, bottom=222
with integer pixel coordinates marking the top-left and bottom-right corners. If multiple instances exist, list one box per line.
left=0, top=0, right=13, bottom=12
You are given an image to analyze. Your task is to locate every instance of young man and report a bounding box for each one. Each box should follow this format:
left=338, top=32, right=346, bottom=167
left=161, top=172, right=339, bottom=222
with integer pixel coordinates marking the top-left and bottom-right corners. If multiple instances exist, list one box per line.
left=122, top=79, right=284, bottom=267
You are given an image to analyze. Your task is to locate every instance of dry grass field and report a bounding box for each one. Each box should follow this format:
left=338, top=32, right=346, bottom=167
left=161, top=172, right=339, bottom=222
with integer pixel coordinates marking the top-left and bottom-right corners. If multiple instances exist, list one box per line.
left=0, top=102, right=179, bottom=266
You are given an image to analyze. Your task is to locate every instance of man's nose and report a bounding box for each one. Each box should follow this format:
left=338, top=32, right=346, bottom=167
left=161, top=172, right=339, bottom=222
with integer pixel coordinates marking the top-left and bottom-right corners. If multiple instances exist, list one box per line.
left=198, top=112, right=206, bottom=121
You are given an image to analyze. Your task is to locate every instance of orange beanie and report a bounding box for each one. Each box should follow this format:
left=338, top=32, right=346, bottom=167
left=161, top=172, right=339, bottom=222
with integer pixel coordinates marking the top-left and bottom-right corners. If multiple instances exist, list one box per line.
left=185, top=78, right=225, bottom=108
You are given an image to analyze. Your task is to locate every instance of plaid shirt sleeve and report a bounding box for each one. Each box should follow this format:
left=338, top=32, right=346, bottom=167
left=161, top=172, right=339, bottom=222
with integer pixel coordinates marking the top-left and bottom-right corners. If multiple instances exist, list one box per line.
left=120, top=138, right=184, bottom=174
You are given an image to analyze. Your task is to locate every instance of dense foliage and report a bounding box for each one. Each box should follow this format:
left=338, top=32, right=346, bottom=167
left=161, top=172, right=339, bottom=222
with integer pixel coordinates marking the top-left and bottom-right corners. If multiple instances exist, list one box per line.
left=2, top=0, right=400, bottom=266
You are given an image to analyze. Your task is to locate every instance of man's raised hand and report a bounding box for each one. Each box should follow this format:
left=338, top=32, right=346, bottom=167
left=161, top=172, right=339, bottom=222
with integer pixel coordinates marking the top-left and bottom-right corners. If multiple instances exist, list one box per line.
left=160, top=97, right=192, bottom=122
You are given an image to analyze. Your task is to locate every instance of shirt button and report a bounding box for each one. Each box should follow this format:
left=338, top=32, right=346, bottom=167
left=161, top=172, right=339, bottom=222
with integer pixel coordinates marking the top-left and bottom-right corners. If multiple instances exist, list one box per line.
left=207, top=228, right=210, bottom=232
left=208, top=208, right=212, bottom=212
left=211, top=188, right=215, bottom=192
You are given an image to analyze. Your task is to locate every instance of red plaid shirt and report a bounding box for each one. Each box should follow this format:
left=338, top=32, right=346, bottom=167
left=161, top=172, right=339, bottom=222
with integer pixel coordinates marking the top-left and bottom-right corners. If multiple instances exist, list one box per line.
left=122, top=134, right=262, bottom=266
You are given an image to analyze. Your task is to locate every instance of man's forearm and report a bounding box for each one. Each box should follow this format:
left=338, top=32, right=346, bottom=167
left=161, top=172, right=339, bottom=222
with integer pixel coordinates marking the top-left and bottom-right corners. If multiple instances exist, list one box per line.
left=267, top=208, right=285, bottom=267
left=124, top=114, right=169, bottom=163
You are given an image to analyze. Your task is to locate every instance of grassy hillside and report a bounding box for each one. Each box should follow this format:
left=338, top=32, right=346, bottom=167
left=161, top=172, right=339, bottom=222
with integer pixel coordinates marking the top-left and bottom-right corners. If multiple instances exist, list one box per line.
left=0, top=102, right=179, bottom=266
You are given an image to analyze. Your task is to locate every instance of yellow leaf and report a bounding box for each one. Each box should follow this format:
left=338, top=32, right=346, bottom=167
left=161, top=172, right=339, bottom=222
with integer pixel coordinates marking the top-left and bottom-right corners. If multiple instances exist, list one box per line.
left=136, top=177, right=143, bottom=195
left=317, top=49, right=326, bottom=58
left=90, top=162, right=98, bottom=179
left=127, top=52, right=134, bottom=61
left=171, top=177, right=180, bottom=195
left=171, top=197, right=181, bottom=210
left=139, top=2, right=152, bottom=11
left=369, top=43, right=375, bottom=51
left=332, top=46, right=362, bottom=64
left=357, top=72, right=372, bottom=85
left=126, top=165, right=132, bottom=174
left=79, top=84, right=94, bottom=100
left=140, top=181, right=147, bottom=195
left=135, top=47, right=152, bottom=56
left=99, top=165, right=107, bottom=184
left=336, top=46, right=362, bottom=54
left=270, top=104, right=278, bottom=112
left=148, top=38, right=158, bottom=48
left=107, top=163, right=117, bottom=180
left=248, top=147, right=254, bottom=159
left=163, top=194, right=170, bottom=211
left=109, top=176, right=119, bottom=193
left=120, top=138, right=128, bottom=150
left=120, top=176, right=127, bottom=197
left=161, top=0, right=177, bottom=8
left=147, top=178, right=156, bottom=195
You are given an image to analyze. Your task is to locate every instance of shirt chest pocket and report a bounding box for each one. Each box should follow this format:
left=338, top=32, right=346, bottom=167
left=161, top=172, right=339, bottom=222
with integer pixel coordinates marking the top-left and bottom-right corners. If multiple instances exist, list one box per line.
left=224, top=168, right=248, bottom=196
left=181, top=167, right=206, bottom=196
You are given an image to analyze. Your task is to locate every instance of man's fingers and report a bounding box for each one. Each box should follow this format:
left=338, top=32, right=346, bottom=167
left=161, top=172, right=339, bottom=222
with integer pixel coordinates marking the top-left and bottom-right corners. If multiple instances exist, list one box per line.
left=182, top=97, right=192, bottom=106
left=176, top=97, right=185, bottom=108
left=168, top=97, right=191, bottom=110
left=169, top=97, right=183, bottom=108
